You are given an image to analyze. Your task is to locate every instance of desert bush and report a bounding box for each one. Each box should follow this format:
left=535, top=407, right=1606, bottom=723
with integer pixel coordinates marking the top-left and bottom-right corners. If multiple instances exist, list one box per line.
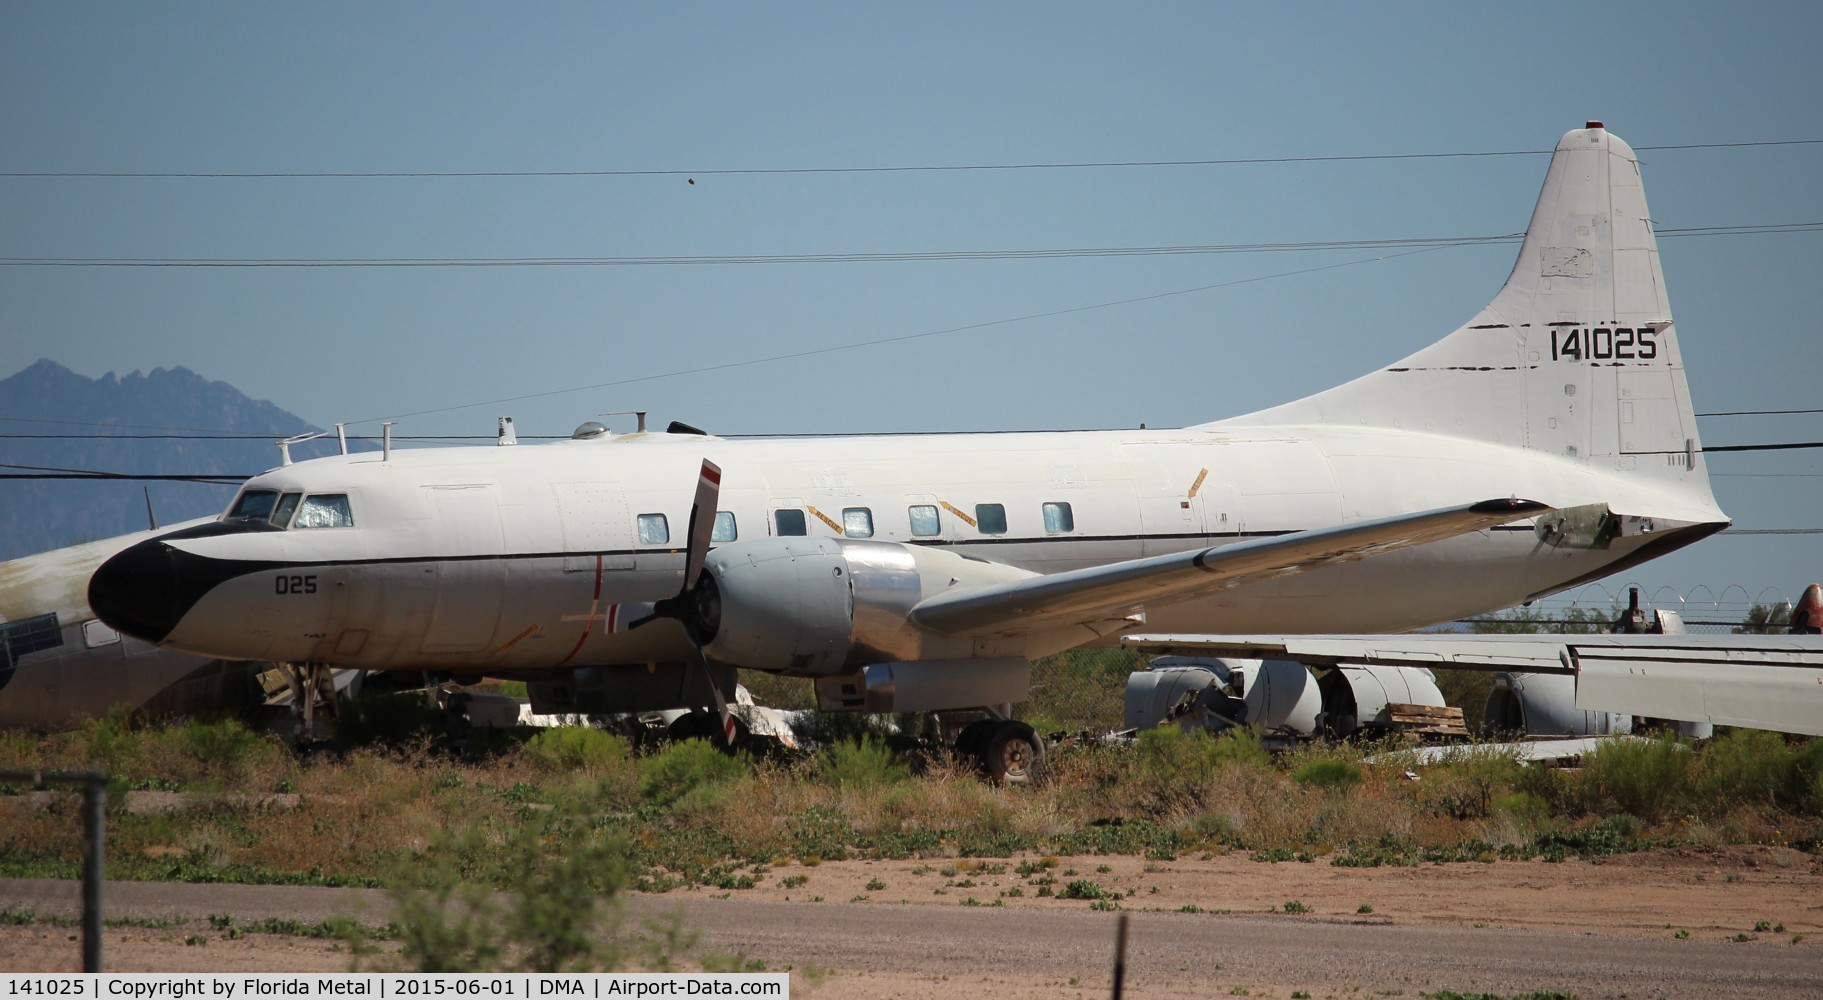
left=1578, top=734, right=1691, bottom=823
left=173, top=718, right=279, bottom=783
left=638, top=739, right=747, bottom=807
left=1784, top=740, right=1823, bottom=815
left=1129, top=726, right=1271, bottom=810
left=1696, top=729, right=1789, bottom=814
left=1292, top=759, right=1362, bottom=792
left=818, top=735, right=908, bottom=789
left=524, top=727, right=631, bottom=775
left=1419, top=745, right=1522, bottom=820
left=390, top=796, right=634, bottom=972
left=79, top=708, right=145, bottom=776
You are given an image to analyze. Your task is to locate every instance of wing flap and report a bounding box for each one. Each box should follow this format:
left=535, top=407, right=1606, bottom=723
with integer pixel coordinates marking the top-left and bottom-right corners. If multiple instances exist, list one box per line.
left=909, top=498, right=1549, bottom=638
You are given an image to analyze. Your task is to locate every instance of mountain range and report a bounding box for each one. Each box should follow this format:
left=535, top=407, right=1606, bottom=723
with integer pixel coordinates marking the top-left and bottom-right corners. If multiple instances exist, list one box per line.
left=0, top=360, right=335, bottom=560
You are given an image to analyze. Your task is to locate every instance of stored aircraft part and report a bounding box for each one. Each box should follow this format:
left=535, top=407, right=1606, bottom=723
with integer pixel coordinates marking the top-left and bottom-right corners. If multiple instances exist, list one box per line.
left=1317, top=664, right=1447, bottom=738
left=1125, top=657, right=1320, bottom=736
left=1126, top=657, right=1441, bottom=739
left=1126, top=632, right=1823, bottom=737
left=813, top=657, right=1031, bottom=714
left=1483, top=671, right=1632, bottom=737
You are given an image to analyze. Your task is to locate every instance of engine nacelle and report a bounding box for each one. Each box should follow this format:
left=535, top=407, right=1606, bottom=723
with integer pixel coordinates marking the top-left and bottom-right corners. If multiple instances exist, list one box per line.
left=1483, top=671, right=1633, bottom=737
left=1125, top=657, right=1322, bottom=736
left=1316, top=664, right=1448, bottom=738
left=696, top=537, right=1033, bottom=675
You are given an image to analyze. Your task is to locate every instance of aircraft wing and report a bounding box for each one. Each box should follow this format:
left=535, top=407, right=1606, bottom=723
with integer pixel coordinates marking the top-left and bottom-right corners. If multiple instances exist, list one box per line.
left=908, top=498, right=1549, bottom=638
left=1121, top=632, right=1823, bottom=737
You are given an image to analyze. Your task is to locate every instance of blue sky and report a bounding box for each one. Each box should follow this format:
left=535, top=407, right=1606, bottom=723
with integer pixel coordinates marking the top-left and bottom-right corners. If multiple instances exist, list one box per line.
left=2, top=2, right=1819, bottom=612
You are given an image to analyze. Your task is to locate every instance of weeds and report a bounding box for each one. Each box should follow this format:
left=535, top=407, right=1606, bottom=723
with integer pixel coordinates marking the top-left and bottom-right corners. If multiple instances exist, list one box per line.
left=2, top=717, right=1819, bottom=897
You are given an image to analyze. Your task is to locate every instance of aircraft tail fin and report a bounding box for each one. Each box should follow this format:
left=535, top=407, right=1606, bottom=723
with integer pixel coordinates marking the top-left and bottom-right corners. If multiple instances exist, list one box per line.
left=1215, top=123, right=1718, bottom=510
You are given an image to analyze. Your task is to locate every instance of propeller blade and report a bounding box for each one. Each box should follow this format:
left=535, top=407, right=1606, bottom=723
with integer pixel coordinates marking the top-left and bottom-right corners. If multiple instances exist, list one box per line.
left=707, top=669, right=736, bottom=746
left=682, top=459, right=723, bottom=590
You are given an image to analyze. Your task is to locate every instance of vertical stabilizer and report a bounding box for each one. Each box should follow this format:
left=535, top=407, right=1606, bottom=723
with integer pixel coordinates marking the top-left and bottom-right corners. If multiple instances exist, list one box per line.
left=1217, top=124, right=1719, bottom=510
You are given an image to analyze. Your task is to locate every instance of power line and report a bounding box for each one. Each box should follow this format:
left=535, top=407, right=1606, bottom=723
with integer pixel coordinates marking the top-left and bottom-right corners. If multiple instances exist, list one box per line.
left=3, top=139, right=1818, bottom=179
left=2, top=223, right=1816, bottom=269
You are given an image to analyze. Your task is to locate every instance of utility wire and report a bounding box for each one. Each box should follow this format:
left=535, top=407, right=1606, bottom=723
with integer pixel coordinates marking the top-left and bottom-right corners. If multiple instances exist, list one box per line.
left=3, top=139, right=1818, bottom=179
left=4, top=223, right=1817, bottom=269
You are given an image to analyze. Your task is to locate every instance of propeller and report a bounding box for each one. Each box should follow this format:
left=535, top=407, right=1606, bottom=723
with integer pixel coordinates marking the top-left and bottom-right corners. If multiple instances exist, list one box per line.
left=629, top=459, right=736, bottom=744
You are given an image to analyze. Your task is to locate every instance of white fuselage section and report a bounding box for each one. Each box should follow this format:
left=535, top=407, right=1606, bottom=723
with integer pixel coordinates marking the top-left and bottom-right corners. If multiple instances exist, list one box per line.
left=140, top=421, right=1722, bottom=673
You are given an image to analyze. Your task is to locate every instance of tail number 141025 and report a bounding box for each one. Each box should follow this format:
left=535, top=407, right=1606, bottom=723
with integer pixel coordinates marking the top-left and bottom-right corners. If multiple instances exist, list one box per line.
left=1550, top=327, right=1657, bottom=362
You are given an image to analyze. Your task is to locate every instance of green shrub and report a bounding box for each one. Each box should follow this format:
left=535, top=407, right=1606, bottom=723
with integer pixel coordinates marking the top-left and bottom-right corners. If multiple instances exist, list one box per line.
left=524, top=727, right=631, bottom=774
left=80, top=708, right=144, bottom=774
left=1292, top=759, right=1362, bottom=792
left=1420, top=746, right=1522, bottom=819
left=1491, top=792, right=1551, bottom=828
left=177, top=718, right=272, bottom=781
left=1784, top=740, right=1823, bottom=814
left=391, top=797, right=634, bottom=972
left=1580, top=734, right=1690, bottom=823
left=1697, top=729, right=1790, bottom=813
left=638, top=739, right=746, bottom=807
left=1131, top=726, right=1271, bottom=808
left=818, top=736, right=908, bottom=788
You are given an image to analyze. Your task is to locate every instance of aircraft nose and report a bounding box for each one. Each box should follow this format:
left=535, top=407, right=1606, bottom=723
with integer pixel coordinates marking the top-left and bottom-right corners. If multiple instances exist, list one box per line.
left=88, top=538, right=189, bottom=643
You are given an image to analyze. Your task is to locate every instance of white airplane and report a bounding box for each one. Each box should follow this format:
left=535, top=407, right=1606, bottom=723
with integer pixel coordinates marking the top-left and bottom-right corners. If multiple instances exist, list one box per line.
left=87, top=123, right=1732, bottom=780
left=0, top=522, right=265, bottom=728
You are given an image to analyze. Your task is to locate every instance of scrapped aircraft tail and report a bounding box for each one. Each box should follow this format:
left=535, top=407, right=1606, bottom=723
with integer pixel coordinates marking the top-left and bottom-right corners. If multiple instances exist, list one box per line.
left=1215, top=123, right=1719, bottom=509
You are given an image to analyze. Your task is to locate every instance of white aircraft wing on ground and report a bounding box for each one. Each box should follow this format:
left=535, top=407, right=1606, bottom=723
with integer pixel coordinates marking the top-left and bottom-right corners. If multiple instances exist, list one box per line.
left=909, top=498, right=1549, bottom=638
left=1121, top=632, right=1823, bottom=736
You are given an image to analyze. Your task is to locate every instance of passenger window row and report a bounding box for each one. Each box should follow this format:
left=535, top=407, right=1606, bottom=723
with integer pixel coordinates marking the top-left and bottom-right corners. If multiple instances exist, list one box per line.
left=631, top=501, right=1078, bottom=543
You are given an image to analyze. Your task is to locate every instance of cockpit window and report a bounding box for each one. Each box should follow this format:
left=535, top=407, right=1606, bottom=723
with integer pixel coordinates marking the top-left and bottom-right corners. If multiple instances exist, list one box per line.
left=228, top=489, right=279, bottom=521
left=270, top=492, right=302, bottom=528
left=293, top=494, right=354, bottom=529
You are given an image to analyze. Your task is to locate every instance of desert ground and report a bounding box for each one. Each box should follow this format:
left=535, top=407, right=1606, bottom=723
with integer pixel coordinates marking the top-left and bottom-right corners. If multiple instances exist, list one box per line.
left=4, top=843, right=1820, bottom=998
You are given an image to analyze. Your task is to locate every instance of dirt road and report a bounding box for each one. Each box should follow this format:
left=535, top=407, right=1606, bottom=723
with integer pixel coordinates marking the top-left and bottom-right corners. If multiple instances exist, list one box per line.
left=4, top=844, right=1820, bottom=998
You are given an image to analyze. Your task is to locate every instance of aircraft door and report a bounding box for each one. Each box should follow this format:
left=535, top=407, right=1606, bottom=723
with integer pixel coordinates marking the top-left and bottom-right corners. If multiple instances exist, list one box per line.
left=1120, top=445, right=1209, bottom=558
left=419, top=485, right=507, bottom=653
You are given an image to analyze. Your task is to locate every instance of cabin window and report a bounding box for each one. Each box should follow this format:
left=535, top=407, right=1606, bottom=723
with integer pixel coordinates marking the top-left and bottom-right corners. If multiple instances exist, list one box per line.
left=270, top=492, right=303, bottom=528
left=774, top=509, right=807, bottom=536
left=294, top=494, right=355, bottom=529
left=227, top=489, right=278, bottom=521
left=713, top=511, right=738, bottom=543
left=1042, top=501, right=1075, bottom=534
left=636, top=513, right=670, bottom=544
left=0, top=613, right=62, bottom=666
left=82, top=620, right=120, bottom=649
left=975, top=503, right=1008, bottom=535
left=842, top=507, right=874, bottom=538
left=908, top=504, right=941, bottom=537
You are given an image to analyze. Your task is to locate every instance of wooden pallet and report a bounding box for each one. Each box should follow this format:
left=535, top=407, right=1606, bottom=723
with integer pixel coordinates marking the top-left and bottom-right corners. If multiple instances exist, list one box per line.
left=1386, top=702, right=1469, bottom=737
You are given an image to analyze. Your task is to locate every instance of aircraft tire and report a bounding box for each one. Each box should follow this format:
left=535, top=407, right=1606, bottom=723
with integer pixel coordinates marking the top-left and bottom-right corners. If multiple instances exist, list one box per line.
left=980, top=721, right=1045, bottom=787
left=953, top=719, right=997, bottom=765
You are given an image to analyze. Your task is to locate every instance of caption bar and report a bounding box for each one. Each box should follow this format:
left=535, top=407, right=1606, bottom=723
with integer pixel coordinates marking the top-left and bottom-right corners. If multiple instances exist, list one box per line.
left=2, top=976, right=786, bottom=999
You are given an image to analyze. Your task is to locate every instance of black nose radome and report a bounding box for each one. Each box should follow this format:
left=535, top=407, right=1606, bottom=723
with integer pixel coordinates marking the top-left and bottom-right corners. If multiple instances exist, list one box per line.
left=88, top=539, right=186, bottom=643
left=87, top=520, right=284, bottom=645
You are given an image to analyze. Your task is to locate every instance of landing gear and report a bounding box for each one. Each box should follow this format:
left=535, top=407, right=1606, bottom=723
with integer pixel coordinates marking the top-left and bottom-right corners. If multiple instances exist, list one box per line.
left=951, top=716, right=1046, bottom=785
